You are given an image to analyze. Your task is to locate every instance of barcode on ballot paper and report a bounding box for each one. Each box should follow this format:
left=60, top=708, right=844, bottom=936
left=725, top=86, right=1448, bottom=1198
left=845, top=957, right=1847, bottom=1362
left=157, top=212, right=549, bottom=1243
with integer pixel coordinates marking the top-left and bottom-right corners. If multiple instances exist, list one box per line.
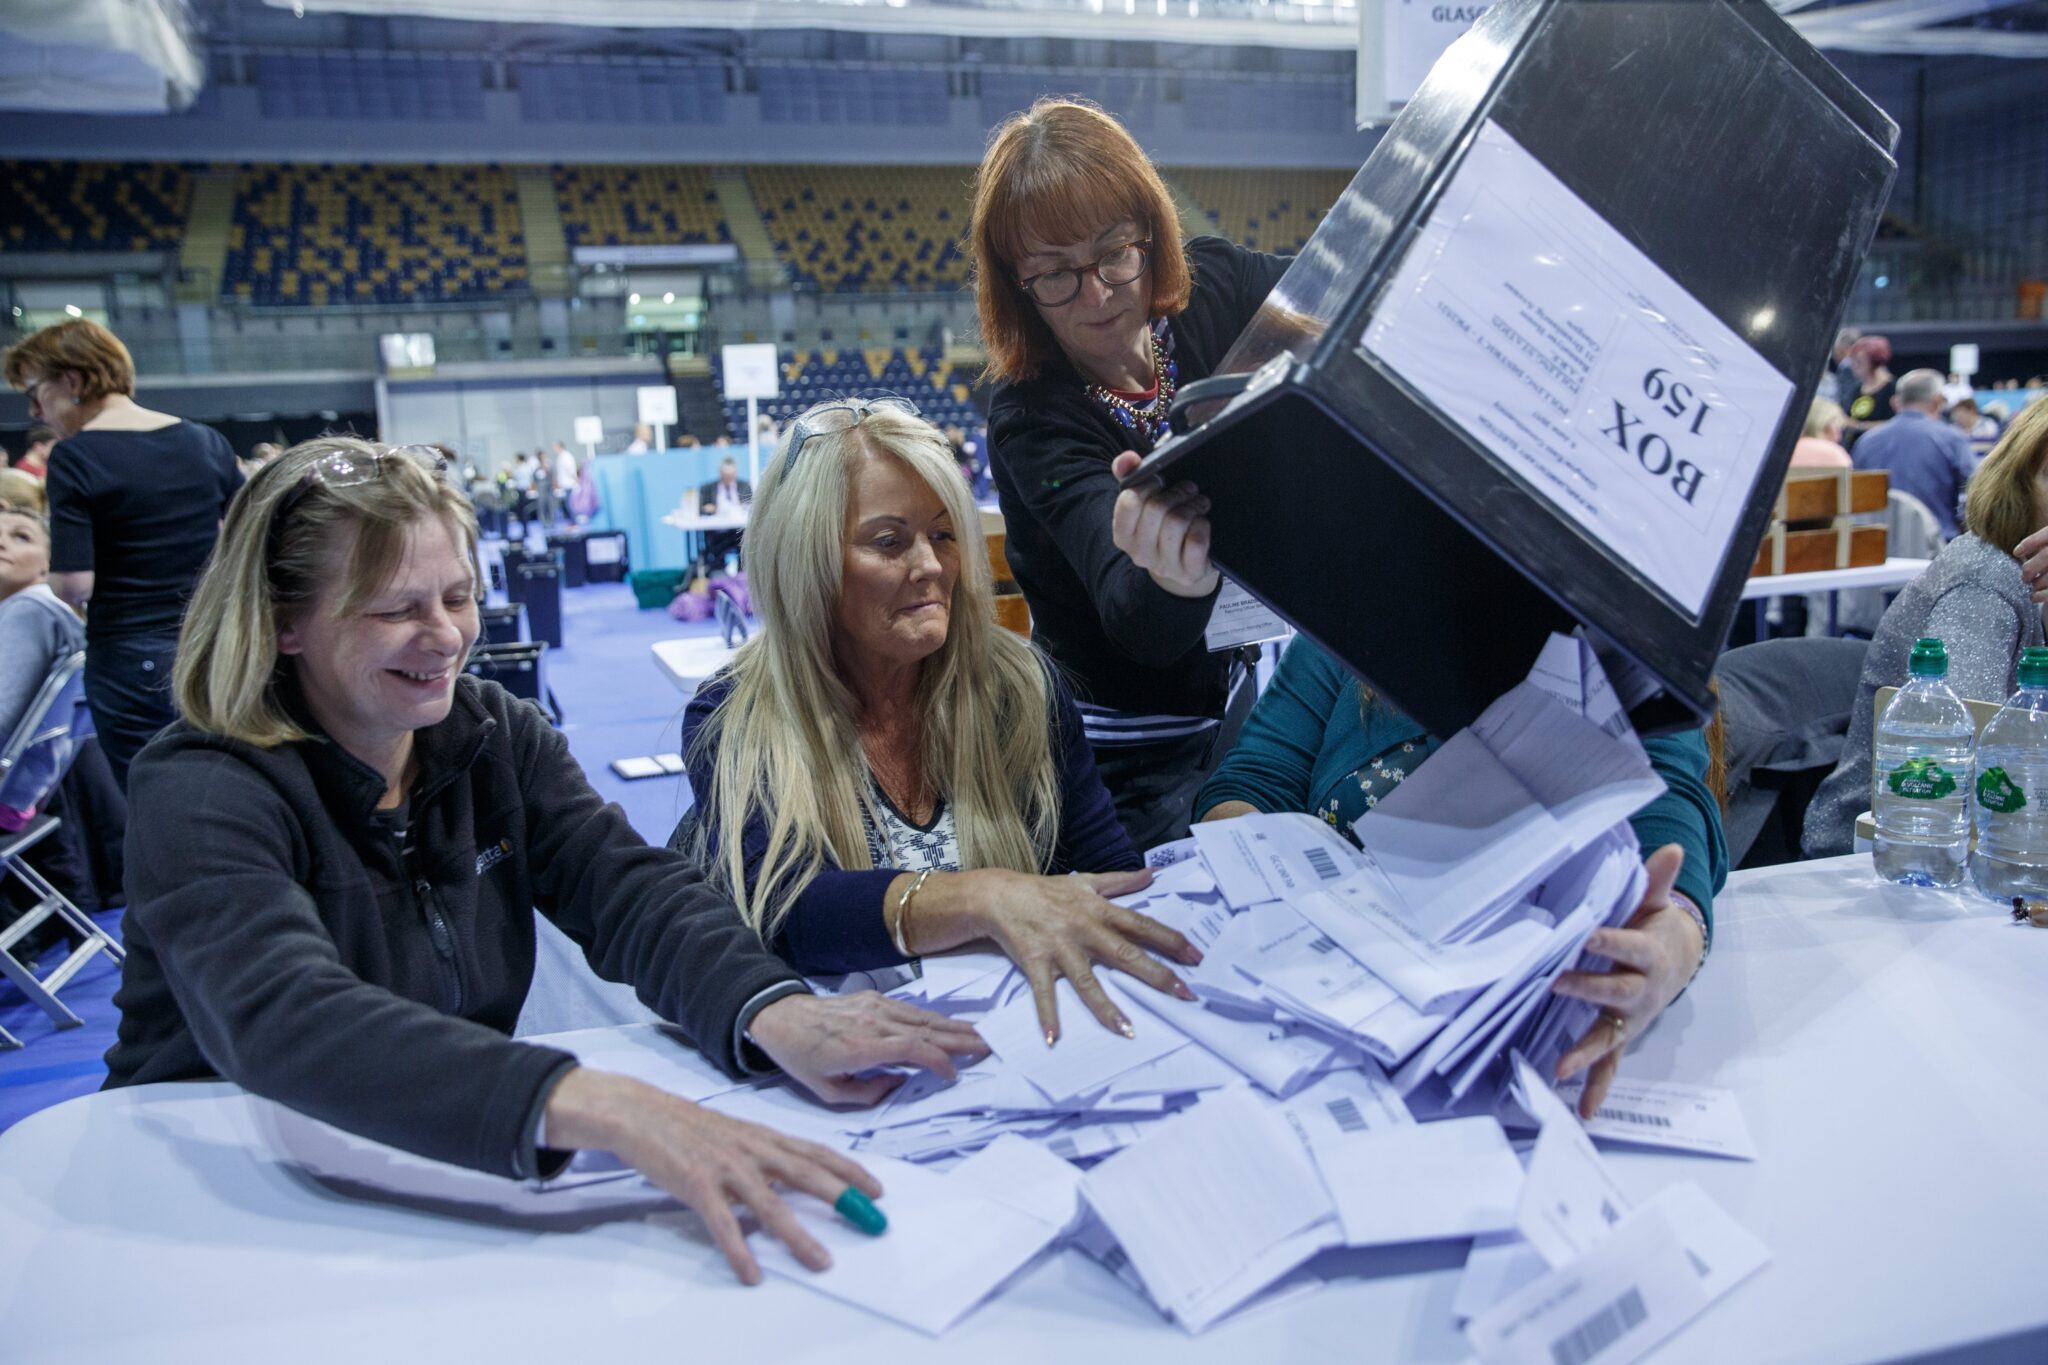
left=1326, top=1097, right=1368, bottom=1133
left=1549, top=1287, right=1647, bottom=1365
left=1308, top=936, right=1338, bottom=955
left=1305, top=847, right=1340, bottom=880
left=1594, top=1108, right=1673, bottom=1128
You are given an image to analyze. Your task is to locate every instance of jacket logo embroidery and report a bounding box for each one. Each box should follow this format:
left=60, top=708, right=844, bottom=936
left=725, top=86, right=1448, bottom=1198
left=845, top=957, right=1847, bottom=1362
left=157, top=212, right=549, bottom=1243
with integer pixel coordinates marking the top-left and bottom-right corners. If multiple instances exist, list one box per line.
left=476, top=838, right=512, bottom=875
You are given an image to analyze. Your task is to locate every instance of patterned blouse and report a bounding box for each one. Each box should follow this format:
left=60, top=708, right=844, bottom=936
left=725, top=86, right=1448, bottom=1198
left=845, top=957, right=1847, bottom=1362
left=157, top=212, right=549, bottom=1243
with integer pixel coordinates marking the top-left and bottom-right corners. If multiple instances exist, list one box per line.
left=1319, top=738, right=1429, bottom=847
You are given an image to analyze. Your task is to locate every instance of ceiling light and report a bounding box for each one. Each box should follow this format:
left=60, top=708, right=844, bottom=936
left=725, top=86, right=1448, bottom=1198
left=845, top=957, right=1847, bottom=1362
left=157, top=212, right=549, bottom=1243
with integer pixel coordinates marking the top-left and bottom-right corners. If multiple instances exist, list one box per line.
left=629, top=292, right=641, bottom=304
left=663, top=291, right=675, bottom=303
left=64, top=304, right=82, bottom=317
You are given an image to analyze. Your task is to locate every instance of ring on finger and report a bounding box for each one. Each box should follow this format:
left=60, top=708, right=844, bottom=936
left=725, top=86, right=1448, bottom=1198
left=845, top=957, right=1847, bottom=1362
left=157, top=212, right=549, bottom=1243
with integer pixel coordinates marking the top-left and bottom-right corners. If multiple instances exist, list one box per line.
left=1601, top=1009, right=1628, bottom=1046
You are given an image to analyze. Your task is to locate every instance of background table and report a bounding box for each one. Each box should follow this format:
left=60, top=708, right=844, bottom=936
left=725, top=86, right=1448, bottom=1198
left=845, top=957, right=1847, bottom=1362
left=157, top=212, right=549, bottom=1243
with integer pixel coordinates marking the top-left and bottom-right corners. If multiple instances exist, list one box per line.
left=4, top=856, right=2045, bottom=1364
left=1739, top=556, right=1930, bottom=638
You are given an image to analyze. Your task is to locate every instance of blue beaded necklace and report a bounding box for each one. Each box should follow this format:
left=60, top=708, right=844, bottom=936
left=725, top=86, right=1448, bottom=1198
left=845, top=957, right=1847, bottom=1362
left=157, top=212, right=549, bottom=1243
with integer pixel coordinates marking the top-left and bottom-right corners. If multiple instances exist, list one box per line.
left=1087, top=319, right=1178, bottom=445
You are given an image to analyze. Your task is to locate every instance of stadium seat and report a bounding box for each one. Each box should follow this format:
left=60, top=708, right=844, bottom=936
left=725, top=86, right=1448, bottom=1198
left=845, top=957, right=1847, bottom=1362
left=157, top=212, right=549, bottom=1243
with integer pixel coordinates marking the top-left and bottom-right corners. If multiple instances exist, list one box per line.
left=749, top=166, right=972, bottom=293
left=552, top=165, right=732, bottom=249
left=0, top=161, right=192, bottom=252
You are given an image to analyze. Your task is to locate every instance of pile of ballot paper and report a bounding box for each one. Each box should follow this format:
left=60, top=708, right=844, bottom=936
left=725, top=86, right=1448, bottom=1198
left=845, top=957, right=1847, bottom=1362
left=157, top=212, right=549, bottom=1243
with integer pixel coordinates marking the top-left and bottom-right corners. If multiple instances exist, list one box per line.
left=478, top=633, right=1765, bottom=1354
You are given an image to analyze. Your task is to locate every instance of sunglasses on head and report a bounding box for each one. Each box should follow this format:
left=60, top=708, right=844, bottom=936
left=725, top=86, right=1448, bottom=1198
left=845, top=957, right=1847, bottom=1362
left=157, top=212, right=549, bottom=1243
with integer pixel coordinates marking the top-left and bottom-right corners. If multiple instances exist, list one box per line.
left=266, top=445, right=453, bottom=554
left=781, top=397, right=923, bottom=478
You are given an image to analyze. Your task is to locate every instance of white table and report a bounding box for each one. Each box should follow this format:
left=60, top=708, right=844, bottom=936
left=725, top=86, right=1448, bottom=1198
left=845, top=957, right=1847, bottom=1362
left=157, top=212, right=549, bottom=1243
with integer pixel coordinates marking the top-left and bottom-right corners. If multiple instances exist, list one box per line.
left=651, top=635, right=741, bottom=695
left=1739, top=556, right=1929, bottom=639
left=4, top=856, right=2045, bottom=1364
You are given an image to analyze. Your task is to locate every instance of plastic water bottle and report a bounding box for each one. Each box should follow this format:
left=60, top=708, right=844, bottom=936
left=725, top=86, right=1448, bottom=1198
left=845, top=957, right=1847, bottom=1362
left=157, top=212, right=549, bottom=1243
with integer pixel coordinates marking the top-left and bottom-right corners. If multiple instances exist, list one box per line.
left=1872, top=637, right=1973, bottom=888
left=1970, top=647, right=2048, bottom=900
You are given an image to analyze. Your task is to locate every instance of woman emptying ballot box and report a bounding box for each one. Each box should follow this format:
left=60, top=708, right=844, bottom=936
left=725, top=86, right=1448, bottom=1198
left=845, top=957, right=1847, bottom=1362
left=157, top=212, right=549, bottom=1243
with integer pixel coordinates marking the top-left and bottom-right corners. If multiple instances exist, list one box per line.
left=105, top=437, right=985, bottom=1284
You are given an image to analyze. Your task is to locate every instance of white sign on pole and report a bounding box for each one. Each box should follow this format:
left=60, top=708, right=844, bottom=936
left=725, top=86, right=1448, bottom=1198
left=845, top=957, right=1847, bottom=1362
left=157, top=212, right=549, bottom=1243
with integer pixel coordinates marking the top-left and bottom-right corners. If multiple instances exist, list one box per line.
left=1357, top=120, right=1794, bottom=618
left=637, top=386, right=679, bottom=426
left=1951, top=343, right=1980, bottom=378
left=721, top=343, right=782, bottom=400
left=637, top=385, right=678, bottom=453
left=573, top=415, right=604, bottom=445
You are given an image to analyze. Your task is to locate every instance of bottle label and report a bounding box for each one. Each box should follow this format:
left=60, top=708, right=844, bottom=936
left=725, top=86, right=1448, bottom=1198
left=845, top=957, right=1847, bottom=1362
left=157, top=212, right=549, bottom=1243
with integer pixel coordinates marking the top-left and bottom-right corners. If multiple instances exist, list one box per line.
left=1977, top=766, right=2027, bottom=814
left=1887, top=758, right=1958, bottom=800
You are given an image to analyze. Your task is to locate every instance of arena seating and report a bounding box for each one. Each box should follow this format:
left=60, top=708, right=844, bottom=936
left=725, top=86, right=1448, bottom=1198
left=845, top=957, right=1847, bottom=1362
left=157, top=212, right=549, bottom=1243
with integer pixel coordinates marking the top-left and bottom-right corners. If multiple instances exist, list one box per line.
left=0, top=161, right=192, bottom=253
left=1170, top=168, right=1353, bottom=256
left=222, top=164, right=528, bottom=307
left=714, top=346, right=983, bottom=438
left=749, top=166, right=974, bottom=293
left=553, top=165, right=731, bottom=249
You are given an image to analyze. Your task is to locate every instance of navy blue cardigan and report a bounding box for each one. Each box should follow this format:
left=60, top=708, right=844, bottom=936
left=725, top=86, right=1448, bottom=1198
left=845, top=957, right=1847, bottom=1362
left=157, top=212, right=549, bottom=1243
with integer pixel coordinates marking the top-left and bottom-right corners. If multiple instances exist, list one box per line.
left=683, top=670, right=1140, bottom=975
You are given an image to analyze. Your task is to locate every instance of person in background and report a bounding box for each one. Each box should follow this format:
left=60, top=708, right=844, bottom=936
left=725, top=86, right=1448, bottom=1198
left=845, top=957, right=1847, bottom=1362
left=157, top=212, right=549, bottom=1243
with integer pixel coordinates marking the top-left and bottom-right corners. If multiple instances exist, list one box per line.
left=626, top=423, right=653, bottom=455
left=1841, top=334, right=1897, bottom=447
left=0, top=467, right=46, bottom=517
left=551, top=441, right=578, bottom=501
left=13, top=424, right=55, bottom=480
left=972, top=97, right=1292, bottom=849
left=1852, top=368, right=1981, bottom=540
left=1827, top=328, right=1862, bottom=411
left=1109, top=458, right=1727, bottom=1119
left=683, top=400, right=1198, bottom=1045
left=1792, top=397, right=1853, bottom=468
left=0, top=500, right=76, bottom=751
left=110, top=437, right=985, bottom=1285
left=697, top=454, right=751, bottom=569
left=1807, top=399, right=2048, bottom=856
left=1949, top=397, right=2002, bottom=442
left=1941, top=373, right=1976, bottom=408
left=2, top=319, right=240, bottom=791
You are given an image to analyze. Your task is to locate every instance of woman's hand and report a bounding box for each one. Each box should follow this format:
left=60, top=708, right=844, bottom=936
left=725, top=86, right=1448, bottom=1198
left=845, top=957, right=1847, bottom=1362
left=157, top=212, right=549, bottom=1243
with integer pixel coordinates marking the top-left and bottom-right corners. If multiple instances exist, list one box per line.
left=2015, top=525, right=2048, bottom=605
left=907, top=866, right=1201, bottom=1042
left=1549, top=844, right=1705, bottom=1118
left=544, top=1066, right=883, bottom=1286
left=1110, top=450, right=1221, bottom=599
left=744, top=991, right=990, bottom=1107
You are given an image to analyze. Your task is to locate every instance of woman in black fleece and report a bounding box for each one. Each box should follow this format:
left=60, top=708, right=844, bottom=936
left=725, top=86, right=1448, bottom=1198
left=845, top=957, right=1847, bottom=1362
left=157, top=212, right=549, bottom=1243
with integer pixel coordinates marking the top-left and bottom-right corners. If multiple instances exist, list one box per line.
left=106, top=437, right=985, bottom=1285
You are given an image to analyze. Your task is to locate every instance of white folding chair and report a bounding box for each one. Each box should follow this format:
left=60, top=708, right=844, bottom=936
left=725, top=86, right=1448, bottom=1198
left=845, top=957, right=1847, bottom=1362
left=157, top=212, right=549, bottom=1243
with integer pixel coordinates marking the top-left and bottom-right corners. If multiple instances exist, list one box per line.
left=0, top=651, right=125, bottom=1048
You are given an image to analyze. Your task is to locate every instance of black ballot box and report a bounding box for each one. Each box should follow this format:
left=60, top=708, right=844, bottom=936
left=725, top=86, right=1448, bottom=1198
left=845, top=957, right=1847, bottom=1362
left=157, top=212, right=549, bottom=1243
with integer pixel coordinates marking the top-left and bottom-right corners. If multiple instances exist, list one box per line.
left=479, top=601, right=526, bottom=648
left=505, top=549, right=565, bottom=649
left=1132, top=0, right=1897, bottom=740
left=546, top=529, right=590, bottom=589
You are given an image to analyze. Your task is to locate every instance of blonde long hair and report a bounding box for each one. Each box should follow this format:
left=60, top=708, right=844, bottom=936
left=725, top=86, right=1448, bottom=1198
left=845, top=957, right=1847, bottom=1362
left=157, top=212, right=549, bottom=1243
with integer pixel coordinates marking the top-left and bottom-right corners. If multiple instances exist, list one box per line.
left=175, top=436, right=479, bottom=746
left=689, top=404, right=1062, bottom=937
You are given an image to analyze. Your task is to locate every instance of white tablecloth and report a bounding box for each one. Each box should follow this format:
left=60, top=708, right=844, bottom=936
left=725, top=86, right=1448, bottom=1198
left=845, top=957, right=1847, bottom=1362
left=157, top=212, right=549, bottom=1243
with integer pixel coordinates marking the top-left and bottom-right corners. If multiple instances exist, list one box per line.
left=3, top=855, right=2045, bottom=1363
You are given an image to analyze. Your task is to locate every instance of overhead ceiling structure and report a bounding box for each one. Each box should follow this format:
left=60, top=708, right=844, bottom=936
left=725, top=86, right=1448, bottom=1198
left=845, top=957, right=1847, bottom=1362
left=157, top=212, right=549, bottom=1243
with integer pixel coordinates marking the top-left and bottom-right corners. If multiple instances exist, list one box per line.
left=0, top=0, right=207, bottom=112
left=257, top=0, right=2048, bottom=57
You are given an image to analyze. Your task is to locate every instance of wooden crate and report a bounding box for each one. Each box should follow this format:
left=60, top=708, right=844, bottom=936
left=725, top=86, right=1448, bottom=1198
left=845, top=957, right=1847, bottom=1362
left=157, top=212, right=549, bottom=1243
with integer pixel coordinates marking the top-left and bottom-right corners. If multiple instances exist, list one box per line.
left=1775, top=467, right=1887, bottom=522
left=1750, top=521, right=1887, bottom=576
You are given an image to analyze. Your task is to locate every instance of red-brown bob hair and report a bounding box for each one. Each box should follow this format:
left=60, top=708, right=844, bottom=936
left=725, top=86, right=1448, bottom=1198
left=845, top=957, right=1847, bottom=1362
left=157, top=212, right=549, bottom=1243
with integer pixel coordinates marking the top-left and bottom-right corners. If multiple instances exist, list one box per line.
left=972, top=98, right=1191, bottom=384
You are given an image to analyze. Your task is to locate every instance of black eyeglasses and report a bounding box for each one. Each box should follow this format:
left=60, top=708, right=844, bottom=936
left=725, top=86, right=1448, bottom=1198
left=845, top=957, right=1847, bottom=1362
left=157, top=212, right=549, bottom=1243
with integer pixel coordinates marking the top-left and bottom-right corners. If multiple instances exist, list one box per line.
left=1017, top=240, right=1151, bottom=308
left=267, top=445, right=451, bottom=553
left=781, top=397, right=922, bottom=477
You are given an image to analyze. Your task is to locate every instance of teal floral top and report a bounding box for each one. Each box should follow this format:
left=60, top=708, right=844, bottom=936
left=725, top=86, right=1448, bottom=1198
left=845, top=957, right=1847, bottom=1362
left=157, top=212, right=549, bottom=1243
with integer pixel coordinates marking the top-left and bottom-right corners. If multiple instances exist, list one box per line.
left=1196, top=638, right=1725, bottom=922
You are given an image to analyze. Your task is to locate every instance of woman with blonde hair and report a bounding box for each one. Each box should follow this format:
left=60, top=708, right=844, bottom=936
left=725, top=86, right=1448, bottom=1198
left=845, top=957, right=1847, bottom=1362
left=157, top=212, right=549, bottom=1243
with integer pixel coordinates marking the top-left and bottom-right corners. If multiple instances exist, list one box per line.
left=684, top=398, right=1201, bottom=1044
left=110, top=436, right=986, bottom=1285
left=1806, top=398, right=2048, bottom=855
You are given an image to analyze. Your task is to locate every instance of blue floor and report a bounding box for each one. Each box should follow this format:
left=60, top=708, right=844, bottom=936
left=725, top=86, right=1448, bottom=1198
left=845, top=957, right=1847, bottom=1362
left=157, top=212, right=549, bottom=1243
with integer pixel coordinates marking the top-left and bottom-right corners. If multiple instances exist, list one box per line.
left=0, top=575, right=720, bottom=1133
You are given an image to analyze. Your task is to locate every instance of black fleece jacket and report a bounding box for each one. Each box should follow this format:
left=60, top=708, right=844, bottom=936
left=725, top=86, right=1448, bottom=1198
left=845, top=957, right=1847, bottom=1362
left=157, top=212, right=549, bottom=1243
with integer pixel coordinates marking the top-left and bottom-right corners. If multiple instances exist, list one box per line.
left=104, top=676, right=805, bottom=1179
left=986, top=236, right=1291, bottom=722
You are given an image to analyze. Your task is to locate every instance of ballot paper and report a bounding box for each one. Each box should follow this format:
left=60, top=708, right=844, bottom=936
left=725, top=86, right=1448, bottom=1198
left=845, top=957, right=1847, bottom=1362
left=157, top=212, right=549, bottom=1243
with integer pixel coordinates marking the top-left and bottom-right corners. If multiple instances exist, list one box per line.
left=1278, top=1064, right=1414, bottom=1148
left=1190, top=810, right=1366, bottom=909
left=1357, top=680, right=1662, bottom=947
left=752, top=1153, right=1064, bottom=1336
left=1555, top=1076, right=1760, bottom=1161
left=1081, top=1087, right=1339, bottom=1333
left=1309, top=1115, right=1524, bottom=1247
left=1295, top=865, right=1556, bottom=1013
left=1509, top=1054, right=1635, bottom=1269
left=951, top=1134, right=1086, bottom=1230
left=976, top=975, right=1188, bottom=1103
left=1123, top=979, right=1349, bottom=1097
left=1454, top=1234, right=1552, bottom=1324
left=1223, top=899, right=1401, bottom=1029
left=1465, top=1183, right=1770, bottom=1365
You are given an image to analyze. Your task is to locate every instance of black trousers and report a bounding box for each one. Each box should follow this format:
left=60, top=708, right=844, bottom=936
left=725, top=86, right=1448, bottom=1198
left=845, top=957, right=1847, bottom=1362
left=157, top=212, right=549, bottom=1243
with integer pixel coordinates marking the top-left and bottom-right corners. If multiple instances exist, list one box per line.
left=1089, top=681, right=1255, bottom=854
left=84, top=630, right=181, bottom=793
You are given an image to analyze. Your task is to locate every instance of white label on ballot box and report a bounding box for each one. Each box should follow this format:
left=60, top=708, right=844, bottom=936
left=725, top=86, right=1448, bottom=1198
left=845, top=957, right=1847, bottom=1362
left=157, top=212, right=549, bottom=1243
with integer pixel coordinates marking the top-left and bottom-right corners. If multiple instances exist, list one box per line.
left=1358, top=120, right=1794, bottom=616
left=1206, top=577, right=1289, bottom=651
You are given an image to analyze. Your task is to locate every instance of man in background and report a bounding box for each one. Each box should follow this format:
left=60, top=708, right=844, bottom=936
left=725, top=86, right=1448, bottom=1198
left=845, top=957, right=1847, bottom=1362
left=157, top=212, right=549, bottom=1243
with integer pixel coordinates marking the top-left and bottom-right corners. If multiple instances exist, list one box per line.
left=697, top=455, right=750, bottom=569
left=1852, top=368, right=1981, bottom=540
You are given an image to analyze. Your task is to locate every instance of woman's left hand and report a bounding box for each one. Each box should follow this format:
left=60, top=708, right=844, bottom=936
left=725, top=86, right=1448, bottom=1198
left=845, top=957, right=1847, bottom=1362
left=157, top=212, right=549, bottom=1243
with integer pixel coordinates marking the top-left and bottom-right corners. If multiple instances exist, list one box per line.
left=745, top=991, right=992, bottom=1107
left=1549, top=844, right=1705, bottom=1119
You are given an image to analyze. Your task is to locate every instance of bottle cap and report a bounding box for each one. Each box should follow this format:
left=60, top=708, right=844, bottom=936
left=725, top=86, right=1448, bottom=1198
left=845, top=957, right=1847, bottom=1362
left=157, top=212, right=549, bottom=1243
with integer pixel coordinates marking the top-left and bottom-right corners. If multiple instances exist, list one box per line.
left=2020, top=647, right=2048, bottom=688
left=1908, top=637, right=1948, bottom=678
